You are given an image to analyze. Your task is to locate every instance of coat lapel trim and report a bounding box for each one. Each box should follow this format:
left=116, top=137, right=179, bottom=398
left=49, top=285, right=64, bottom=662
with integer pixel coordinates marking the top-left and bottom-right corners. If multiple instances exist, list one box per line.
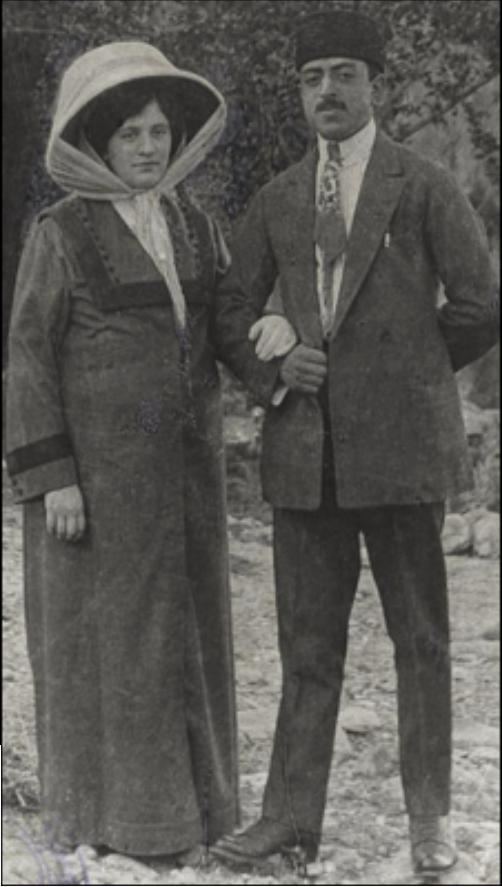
left=329, top=132, right=406, bottom=341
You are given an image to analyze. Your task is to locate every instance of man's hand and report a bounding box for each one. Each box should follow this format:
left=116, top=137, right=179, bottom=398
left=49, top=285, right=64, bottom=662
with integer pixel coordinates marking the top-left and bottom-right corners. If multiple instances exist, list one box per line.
left=279, top=344, right=327, bottom=394
left=249, top=315, right=298, bottom=361
left=45, top=484, right=86, bottom=542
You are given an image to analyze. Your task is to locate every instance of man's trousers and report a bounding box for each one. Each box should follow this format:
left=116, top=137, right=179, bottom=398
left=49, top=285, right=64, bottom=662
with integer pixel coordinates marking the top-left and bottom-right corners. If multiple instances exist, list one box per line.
left=261, top=439, right=452, bottom=847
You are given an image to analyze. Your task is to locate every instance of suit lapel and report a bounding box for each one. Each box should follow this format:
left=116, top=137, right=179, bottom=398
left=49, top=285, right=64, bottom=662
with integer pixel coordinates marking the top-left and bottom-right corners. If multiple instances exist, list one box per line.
left=329, top=132, right=406, bottom=341
left=283, top=150, right=324, bottom=348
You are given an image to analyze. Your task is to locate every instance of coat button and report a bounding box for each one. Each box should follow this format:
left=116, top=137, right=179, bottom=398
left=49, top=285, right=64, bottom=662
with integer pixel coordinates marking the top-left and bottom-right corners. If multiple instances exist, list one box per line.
left=337, top=432, right=348, bottom=443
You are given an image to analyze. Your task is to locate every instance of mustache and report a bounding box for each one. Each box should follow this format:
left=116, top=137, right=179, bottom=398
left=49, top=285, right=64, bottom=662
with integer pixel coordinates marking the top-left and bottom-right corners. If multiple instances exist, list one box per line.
left=316, top=98, right=346, bottom=111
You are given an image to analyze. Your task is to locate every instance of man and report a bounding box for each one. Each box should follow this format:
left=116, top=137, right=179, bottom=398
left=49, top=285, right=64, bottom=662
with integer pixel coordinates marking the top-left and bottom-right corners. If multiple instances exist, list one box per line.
left=211, top=10, right=499, bottom=878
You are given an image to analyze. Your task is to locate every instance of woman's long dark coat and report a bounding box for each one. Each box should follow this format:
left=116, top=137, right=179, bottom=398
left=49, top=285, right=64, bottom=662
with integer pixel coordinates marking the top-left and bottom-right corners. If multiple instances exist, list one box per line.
left=6, top=193, right=239, bottom=854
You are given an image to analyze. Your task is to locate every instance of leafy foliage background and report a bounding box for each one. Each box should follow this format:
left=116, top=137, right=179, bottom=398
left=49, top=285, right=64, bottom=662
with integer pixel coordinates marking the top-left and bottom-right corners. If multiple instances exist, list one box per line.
left=3, top=0, right=500, bottom=348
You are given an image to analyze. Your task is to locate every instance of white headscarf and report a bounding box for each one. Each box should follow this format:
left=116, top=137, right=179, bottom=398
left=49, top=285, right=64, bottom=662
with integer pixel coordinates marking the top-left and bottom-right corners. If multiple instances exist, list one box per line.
left=45, top=42, right=227, bottom=328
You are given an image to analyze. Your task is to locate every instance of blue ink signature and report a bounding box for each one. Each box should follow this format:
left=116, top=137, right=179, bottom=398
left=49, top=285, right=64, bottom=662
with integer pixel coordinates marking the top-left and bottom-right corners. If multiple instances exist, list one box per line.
left=17, top=824, right=90, bottom=885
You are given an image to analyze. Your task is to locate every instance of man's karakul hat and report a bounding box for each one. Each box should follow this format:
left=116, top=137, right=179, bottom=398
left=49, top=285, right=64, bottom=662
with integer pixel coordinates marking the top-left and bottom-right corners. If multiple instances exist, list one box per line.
left=295, top=10, right=386, bottom=72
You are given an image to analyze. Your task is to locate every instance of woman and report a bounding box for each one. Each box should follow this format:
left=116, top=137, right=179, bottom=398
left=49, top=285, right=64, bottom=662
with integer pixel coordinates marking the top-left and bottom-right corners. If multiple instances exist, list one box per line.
left=6, top=41, right=293, bottom=859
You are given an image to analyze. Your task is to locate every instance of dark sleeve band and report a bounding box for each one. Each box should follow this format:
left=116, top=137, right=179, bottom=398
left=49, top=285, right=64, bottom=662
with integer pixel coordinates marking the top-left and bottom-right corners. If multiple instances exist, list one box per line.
left=6, top=433, right=73, bottom=476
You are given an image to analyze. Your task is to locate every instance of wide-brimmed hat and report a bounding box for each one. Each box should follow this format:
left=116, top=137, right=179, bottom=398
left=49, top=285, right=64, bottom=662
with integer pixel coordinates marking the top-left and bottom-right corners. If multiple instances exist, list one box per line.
left=46, top=41, right=227, bottom=199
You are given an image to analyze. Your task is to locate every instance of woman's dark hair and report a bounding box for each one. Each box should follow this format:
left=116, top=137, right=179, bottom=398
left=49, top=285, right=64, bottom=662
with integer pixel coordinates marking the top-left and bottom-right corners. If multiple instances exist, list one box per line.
left=82, top=77, right=186, bottom=159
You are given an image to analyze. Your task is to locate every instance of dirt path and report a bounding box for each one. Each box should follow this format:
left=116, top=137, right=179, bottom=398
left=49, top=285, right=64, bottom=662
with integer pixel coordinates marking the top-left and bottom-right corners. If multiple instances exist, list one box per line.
left=2, top=505, right=500, bottom=885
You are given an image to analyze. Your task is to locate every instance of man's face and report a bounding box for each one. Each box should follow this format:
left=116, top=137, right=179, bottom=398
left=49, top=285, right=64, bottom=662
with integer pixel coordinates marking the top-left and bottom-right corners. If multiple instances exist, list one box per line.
left=300, top=57, right=375, bottom=141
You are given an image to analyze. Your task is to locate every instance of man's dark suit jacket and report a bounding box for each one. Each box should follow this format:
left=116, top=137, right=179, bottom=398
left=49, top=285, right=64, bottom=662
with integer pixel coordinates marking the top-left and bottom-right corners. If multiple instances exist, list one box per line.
left=213, top=130, right=499, bottom=510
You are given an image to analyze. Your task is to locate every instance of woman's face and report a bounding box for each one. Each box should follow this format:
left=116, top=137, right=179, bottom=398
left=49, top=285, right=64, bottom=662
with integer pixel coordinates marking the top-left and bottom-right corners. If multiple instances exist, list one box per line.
left=106, top=99, right=172, bottom=189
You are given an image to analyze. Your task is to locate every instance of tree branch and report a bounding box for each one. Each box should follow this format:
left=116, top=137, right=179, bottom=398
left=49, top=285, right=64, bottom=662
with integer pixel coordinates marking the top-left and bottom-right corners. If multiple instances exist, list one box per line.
left=397, top=72, right=499, bottom=142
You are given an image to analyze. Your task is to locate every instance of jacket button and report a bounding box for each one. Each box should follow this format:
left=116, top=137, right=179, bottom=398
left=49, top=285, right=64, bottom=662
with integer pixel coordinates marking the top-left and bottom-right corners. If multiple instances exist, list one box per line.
left=337, top=432, right=348, bottom=443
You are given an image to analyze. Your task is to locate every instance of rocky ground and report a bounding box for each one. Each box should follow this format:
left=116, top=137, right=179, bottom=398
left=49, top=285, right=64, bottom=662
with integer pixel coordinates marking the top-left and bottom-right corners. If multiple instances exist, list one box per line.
left=2, top=489, right=500, bottom=885
left=2, top=386, right=500, bottom=886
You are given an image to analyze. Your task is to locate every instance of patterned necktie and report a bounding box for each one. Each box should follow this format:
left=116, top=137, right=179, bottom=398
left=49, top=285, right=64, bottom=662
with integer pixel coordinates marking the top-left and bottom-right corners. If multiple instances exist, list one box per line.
left=315, top=141, right=347, bottom=335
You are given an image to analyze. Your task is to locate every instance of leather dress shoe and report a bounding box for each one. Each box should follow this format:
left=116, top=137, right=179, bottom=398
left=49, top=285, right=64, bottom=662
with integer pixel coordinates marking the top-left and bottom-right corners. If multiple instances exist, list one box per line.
left=410, top=815, right=458, bottom=875
left=211, top=817, right=318, bottom=867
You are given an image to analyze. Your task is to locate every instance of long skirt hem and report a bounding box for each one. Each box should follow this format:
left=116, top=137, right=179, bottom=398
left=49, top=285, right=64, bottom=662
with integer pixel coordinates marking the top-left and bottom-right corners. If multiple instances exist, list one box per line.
left=43, top=801, right=239, bottom=856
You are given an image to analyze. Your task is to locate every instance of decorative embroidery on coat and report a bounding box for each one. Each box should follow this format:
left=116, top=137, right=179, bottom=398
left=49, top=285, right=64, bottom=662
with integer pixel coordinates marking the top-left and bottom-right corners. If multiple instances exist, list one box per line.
left=160, top=191, right=198, bottom=281
left=71, top=198, right=122, bottom=285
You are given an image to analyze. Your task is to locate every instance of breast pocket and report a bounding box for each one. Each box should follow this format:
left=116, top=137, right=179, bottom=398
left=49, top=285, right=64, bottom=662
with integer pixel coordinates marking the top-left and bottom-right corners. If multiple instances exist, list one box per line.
left=387, top=186, right=427, bottom=243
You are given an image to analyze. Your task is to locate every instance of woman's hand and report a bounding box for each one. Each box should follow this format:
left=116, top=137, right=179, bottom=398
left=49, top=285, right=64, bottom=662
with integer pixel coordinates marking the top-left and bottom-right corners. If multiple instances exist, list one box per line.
left=249, top=315, right=298, bottom=361
left=45, top=484, right=86, bottom=542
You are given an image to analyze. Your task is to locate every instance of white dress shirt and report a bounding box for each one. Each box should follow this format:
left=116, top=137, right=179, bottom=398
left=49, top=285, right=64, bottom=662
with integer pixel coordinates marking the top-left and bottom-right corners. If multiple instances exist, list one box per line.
left=316, top=117, right=376, bottom=333
left=272, top=117, right=376, bottom=405
left=113, top=191, right=187, bottom=329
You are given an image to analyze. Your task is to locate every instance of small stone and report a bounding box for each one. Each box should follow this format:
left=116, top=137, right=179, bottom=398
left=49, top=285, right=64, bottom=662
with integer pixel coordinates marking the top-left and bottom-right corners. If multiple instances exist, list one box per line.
left=436, top=852, right=484, bottom=885
left=241, top=770, right=268, bottom=791
left=470, top=744, right=499, bottom=763
left=81, top=861, right=112, bottom=886
left=99, top=853, right=160, bottom=885
left=381, top=774, right=406, bottom=812
left=340, top=704, right=381, bottom=735
left=481, top=846, right=501, bottom=884
left=455, top=721, right=500, bottom=748
left=475, top=821, right=501, bottom=844
left=472, top=513, right=500, bottom=559
left=442, top=514, right=472, bottom=555
left=454, top=821, right=481, bottom=845
left=333, top=726, right=354, bottom=763
left=372, top=743, right=399, bottom=777
left=75, top=844, right=99, bottom=862
left=239, top=706, right=277, bottom=742
left=481, top=623, right=500, bottom=641
left=305, top=859, right=332, bottom=878
left=462, top=401, right=486, bottom=437
left=175, top=866, right=197, bottom=884
left=362, top=848, right=417, bottom=886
